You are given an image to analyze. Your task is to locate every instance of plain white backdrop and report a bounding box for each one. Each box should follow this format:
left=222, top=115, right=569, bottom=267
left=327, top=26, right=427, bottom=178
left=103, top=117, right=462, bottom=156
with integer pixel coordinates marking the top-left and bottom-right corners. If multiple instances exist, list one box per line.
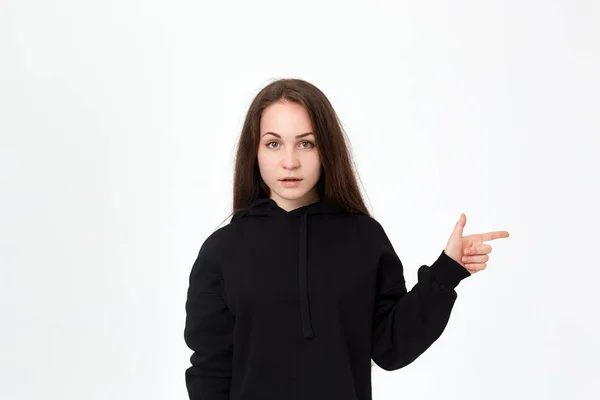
left=1, top=0, right=599, bottom=399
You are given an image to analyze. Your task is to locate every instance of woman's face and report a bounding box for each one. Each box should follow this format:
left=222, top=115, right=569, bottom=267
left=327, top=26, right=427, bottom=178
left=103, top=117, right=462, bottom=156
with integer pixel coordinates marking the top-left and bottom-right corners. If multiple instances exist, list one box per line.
left=258, top=100, right=321, bottom=211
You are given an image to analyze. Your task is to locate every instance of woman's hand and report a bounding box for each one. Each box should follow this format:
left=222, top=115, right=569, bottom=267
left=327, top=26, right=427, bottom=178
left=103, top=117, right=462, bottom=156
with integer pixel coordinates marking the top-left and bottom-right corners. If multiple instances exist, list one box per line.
left=444, top=214, right=509, bottom=275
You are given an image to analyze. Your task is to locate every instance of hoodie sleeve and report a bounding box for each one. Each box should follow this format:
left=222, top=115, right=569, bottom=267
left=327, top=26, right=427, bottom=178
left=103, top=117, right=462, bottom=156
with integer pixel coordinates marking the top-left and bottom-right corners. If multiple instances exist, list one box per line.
left=371, top=225, right=471, bottom=371
left=184, top=234, right=235, bottom=399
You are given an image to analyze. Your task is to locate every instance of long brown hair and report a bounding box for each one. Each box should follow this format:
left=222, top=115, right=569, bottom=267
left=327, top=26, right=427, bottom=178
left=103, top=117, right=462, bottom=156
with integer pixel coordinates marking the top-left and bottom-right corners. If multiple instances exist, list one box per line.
left=231, top=78, right=370, bottom=217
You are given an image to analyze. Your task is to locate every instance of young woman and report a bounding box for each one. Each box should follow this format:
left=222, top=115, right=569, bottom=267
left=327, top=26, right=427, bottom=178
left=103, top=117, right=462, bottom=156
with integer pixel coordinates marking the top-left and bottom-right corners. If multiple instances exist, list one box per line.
left=184, top=78, right=509, bottom=400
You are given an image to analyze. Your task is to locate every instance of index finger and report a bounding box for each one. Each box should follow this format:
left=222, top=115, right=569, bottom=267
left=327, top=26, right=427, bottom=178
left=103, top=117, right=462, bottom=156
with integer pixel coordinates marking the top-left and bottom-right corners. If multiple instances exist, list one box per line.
left=481, top=231, right=510, bottom=242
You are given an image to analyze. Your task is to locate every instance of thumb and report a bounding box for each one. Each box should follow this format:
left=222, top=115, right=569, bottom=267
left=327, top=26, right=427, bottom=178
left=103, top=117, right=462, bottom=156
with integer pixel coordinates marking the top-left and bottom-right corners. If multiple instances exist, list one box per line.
left=452, top=213, right=466, bottom=238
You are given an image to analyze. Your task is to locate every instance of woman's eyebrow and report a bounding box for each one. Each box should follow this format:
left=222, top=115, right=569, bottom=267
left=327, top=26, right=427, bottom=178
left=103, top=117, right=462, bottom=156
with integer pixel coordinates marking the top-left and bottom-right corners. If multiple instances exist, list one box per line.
left=262, top=132, right=314, bottom=139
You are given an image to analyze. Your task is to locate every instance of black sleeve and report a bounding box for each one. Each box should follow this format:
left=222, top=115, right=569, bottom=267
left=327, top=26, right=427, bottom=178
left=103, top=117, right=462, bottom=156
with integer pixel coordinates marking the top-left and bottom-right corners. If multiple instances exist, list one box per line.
left=184, top=235, right=235, bottom=399
left=371, top=227, right=471, bottom=371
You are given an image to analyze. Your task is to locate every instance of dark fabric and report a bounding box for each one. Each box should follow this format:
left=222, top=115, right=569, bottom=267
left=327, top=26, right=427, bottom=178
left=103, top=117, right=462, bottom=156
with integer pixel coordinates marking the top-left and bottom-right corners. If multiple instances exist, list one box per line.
left=184, top=198, right=471, bottom=400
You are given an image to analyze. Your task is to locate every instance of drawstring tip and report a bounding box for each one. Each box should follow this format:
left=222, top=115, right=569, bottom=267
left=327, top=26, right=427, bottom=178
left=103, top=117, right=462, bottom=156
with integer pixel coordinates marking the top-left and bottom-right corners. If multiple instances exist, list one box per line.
left=303, top=328, right=314, bottom=339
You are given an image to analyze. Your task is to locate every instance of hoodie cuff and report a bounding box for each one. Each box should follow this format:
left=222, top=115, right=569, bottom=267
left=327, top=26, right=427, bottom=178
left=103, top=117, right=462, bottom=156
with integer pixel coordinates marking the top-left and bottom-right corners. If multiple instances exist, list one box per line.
left=429, top=250, right=471, bottom=289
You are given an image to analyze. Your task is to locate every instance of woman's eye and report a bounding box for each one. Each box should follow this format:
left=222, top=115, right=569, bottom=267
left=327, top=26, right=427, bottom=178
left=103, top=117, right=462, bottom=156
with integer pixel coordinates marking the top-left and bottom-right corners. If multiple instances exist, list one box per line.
left=300, top=141, right=315, bottom=149
left=266, top=142, right=279, bottom=149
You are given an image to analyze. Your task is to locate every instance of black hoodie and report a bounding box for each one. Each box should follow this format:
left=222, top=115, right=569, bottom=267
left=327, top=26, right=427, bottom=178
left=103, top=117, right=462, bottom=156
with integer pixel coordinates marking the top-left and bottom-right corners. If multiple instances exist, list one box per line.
left=184, top=197, right=471, bottom=400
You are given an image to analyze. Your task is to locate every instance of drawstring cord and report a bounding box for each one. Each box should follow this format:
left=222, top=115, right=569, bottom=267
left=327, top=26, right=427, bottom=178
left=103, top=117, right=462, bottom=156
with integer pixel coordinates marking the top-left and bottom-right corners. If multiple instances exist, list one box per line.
left=298, top=211, right=314, bottom=339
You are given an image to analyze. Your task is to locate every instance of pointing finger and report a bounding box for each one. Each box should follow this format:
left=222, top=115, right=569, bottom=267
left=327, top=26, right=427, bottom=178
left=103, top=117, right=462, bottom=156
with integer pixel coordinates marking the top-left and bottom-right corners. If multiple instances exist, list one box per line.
left=481, top=231, right=510, bottom=242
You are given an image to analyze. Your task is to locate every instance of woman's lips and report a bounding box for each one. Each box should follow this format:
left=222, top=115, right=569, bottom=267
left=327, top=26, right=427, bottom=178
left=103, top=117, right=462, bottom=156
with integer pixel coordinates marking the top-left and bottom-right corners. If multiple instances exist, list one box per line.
left=280, top=179, right=302, bottom=187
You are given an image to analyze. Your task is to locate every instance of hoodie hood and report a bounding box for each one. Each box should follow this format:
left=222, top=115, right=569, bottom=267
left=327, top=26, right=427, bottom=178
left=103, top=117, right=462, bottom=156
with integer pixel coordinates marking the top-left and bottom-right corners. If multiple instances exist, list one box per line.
left=231, top=197, right=345, bottom=221
left=231, top=197, right=347, bottom=339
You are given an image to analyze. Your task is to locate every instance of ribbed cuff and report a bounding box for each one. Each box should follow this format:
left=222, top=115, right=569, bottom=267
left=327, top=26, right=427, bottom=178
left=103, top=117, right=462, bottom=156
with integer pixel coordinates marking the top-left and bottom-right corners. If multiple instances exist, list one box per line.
left=429, top=250, right=471, bottom=289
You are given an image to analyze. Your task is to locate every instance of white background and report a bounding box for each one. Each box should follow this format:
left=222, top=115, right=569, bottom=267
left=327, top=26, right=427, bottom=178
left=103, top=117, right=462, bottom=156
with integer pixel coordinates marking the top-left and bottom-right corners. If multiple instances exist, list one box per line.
left=1, top=0, right=599, bottom=399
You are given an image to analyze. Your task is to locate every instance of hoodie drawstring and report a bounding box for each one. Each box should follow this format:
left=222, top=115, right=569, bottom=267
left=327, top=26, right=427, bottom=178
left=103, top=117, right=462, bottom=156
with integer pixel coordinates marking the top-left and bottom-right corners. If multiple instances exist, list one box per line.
left=298, top=211, right=314, bottom=339
left=233, top=198, right=345, bottom=340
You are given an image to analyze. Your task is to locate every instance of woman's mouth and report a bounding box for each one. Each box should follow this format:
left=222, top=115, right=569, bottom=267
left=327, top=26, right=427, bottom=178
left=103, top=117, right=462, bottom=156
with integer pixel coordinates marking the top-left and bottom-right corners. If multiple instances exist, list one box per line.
left=280, top=178, right=302, bottom=187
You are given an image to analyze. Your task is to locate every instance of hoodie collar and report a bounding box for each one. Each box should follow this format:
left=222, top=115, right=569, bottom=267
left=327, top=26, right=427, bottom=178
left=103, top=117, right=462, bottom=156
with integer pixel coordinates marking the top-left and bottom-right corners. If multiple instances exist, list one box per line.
left=231, top=197, right=346, bottom=339
left=231, top=197, right=342, bottom=220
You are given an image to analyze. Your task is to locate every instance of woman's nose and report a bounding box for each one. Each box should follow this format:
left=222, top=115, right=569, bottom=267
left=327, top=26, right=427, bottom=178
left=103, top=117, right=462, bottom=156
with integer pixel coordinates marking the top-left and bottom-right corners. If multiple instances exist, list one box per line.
left=282, top=150, right=300, bottom=169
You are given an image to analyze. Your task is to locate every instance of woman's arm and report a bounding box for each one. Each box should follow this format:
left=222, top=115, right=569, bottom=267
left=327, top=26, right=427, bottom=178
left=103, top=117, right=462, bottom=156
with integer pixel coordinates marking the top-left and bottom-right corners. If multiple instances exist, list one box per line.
left=371, top=226, right=470, bottom=371
left=184, top=236, right=234, bottom=399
